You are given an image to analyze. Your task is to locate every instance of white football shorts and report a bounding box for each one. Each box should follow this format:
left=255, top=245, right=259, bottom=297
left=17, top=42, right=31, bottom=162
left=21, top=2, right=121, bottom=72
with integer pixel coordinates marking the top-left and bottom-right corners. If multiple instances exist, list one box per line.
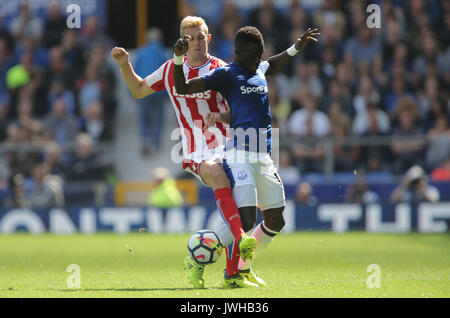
left=222, top=151, right=285, bottom=211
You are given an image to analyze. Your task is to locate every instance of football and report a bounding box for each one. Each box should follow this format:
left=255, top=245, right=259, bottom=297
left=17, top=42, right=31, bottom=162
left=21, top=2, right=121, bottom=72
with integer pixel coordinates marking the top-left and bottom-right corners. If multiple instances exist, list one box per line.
left=187, top=230, right=223, bottom=265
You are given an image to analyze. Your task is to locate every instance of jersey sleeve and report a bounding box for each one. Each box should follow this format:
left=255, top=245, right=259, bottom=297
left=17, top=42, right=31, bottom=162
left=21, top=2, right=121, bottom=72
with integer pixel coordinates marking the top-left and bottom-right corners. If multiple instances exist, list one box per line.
left=201, top=67, right=234, bottom=98
left=259, top=60, right=270, bottom=74
left=144, top=61, right=168, bottom=92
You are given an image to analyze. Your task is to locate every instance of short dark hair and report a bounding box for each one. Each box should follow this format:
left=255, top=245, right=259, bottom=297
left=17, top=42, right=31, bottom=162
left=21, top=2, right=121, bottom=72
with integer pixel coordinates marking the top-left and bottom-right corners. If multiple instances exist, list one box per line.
left=234, top=26, right=264, bottom=53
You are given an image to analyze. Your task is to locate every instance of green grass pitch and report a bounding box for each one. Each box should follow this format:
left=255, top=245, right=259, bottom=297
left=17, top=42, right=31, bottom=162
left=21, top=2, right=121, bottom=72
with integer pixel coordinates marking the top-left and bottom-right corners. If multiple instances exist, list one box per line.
left=0, top=232, right=448, bottom=298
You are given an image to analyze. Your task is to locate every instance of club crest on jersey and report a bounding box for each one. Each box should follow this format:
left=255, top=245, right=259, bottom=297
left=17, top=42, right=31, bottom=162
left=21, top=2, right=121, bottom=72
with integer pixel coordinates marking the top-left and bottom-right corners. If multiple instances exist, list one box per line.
left=237, top=75, right=246, bottom=81
left=240, top=85, right=268, bottom=95
left=237, top=170, right=248, bottom=180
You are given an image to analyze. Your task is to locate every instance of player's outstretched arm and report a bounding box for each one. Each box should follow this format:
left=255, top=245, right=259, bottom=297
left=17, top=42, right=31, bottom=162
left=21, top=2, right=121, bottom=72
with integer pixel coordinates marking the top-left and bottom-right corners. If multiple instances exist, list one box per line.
left=111, top=47, right=155, bottom=99
left=173, top=35, right=207, bottom=94
left=265, top=28, right=320, bottom=76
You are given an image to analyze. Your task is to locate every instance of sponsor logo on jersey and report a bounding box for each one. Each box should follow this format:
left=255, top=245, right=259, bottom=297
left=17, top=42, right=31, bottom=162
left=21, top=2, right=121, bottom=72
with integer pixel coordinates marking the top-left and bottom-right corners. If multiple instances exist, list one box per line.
left=240, top=85, right=268, bottom=95
left=173, top=86, right=212, bottom=99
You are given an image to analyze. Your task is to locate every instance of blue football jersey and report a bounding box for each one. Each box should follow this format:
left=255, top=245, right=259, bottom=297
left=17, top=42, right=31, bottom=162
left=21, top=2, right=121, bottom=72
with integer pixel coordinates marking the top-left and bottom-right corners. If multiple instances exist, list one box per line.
left=201, top=61, right=272, bottom=153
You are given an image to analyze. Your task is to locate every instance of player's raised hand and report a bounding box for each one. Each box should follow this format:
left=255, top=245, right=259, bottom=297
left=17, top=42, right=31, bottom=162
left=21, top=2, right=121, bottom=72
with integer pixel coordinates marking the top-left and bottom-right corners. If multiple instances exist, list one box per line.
left=111, top=47, right=129, bottom=67
left=295, top=28, right=320, bottom=50
left=174, top=35, right=192, bottom=56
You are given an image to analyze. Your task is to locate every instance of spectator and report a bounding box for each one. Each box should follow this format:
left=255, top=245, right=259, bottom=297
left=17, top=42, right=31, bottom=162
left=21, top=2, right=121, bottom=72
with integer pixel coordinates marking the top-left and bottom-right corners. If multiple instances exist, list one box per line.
left=385, top=74, right=413, bottom=114
left=277, top=149, right=300, bottom=185
left=42, top=141, right=67, bottom=180
left=268, top=79, right=291, bottom=136
left=0, top=152, right=10, bottom=190
left=390, top=165, right=440, bottom=203
left=79, top=16, right=114, bottom=52
left=79, top=100, right=112, bottom=142
left=371, top=56, right=388, bottom=90
left=0, top=30, right=15, bottom=93
left=41, top=2, right=66, bottom=48
left=133, top=28, right=168, bottom=156
left=331, top=114, right=360, bottom=172
left=417, top=75, right=440, bottom=119
left=66, top=133, right=109, bottom=182
left=295, top=182, right=318, bottom=207
left=426, top=113, right=450, bottom=170
left=47, top=77, right=76, bottom=115
left=214, top=1, right=242, bottom=62
left=431, top=157, right=450, bottom=182
left=246, top=0, right=289, bottom=53
left=320, top=79, right=353, bottom=118
left=23, top=163, right=64, bottom=208
left=84, top=42, right=117, bottom=116
left=15, top=97, right=45, bottom=142
left=345, top=175, right=379, bottom=204
left=76, top=62, right=103, bottom=112
left=147, top=167, right=184, bottom=208
left=391, top=97, right=425, bottom=173
left=353, top=102, right=390, bottom=136
left=44, top=98, right=79, bottom=145
left=292, top=140, right=325, bottom=174
left=0, top=94, right=10, bottom=142
left=6, top=50, right=33, bottom=90
left=60, top=29, right=84, bottom=74
left=343, top=22, right=381, bottom=67
left=423, top=98, right=448, bottom=131
left=288, top=97, right=330, bottom=137
left=352, top=76, right=380, bottom=116
left=289, top=95, right=330, bottom=173
left=214, top=19, right=238, bottom=63
left=10, top=2, right=43, bottom=41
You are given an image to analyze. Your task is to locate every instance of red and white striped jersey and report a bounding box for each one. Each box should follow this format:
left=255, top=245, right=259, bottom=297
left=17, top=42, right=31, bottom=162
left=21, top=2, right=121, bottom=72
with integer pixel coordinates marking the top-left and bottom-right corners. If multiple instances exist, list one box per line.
left=144, top=55, right=229, bottom=163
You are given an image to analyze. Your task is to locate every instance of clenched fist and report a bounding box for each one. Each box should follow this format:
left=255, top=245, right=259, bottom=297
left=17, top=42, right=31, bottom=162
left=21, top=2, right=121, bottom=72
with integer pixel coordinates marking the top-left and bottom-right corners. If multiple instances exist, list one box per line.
left=111, top=47, right=129, bottom=67
left=174, top=35, right=192, bottom=56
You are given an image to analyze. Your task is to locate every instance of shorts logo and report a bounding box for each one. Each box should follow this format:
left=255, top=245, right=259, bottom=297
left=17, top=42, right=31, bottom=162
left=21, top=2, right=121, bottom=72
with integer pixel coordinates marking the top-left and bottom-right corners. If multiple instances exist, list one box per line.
left=237, top=170, right=248, bottom=180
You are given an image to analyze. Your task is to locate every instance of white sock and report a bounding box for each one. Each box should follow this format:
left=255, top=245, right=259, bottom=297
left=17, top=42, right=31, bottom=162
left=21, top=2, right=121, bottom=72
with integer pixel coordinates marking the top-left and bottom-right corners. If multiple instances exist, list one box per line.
left=239, top=221, right=279, bottom=271
left=215, top=223, right=234, bottom=247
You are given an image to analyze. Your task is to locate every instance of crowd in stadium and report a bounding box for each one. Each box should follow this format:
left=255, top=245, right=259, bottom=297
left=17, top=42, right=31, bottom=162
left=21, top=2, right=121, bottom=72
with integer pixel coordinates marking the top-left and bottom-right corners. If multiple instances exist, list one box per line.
left=0, top=2, right=115, bottom=206
left=192, top=0, right=450, bottom=181
left=0, top=0, right=449, bottom=207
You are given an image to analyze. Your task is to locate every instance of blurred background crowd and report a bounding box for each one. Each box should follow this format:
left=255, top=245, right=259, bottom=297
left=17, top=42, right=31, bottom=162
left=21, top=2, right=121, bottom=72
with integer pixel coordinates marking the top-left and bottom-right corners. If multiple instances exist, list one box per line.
left=0, top=0, right=449, bottom=208
left=0, top=1, right=116, bottom=207
left=188, top=0, right=450, bottom=179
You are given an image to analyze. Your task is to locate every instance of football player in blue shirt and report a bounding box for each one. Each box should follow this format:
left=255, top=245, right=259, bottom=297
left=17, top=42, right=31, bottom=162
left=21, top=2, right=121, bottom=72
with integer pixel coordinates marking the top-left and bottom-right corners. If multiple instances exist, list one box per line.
left=173, top=26, right=319, bottom=288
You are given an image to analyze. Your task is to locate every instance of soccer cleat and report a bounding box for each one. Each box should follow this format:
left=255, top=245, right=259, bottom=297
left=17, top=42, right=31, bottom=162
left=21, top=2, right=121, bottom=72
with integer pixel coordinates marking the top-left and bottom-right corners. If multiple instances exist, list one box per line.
left=238, top=234, right=256, bottom=262
left=222, top=271, right=259, bottom=288
left=240, top=268, right=267, bottom=287
left=183, top=256, right=206, bottom=289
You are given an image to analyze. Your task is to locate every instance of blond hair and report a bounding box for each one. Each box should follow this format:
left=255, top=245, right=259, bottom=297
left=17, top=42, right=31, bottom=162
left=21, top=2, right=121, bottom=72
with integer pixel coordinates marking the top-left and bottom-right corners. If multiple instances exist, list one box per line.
left=180, top=16, right=209, bottom=36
